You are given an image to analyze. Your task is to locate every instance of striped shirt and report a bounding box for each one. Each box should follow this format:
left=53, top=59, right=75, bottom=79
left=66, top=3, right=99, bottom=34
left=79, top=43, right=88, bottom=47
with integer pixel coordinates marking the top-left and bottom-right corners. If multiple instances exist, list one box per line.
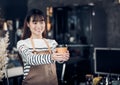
left=17, top=38, right=58, bottom=79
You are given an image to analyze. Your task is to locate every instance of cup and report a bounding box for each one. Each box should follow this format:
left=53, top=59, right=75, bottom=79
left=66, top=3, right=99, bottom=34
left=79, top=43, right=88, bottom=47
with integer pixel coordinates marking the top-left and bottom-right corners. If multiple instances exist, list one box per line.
left=56, top=45, right=68, bottom=53
left=56, top=45, right=68, bottom=63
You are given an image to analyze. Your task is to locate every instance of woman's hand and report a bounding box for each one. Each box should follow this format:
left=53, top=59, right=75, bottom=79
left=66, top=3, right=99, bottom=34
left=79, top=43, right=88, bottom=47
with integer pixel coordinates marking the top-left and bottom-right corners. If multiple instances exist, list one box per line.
left=51, top=50, right=70, bottom=62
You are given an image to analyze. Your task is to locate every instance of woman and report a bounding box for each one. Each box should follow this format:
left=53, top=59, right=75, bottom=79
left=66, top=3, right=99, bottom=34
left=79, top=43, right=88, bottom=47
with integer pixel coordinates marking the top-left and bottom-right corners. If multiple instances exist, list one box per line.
left=17, top=9, right=69, bottom=85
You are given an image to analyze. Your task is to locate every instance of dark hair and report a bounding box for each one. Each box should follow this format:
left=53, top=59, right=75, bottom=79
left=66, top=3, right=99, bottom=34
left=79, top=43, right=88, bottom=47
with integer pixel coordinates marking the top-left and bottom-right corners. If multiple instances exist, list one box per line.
left=22, top=9, right=46, bottom=39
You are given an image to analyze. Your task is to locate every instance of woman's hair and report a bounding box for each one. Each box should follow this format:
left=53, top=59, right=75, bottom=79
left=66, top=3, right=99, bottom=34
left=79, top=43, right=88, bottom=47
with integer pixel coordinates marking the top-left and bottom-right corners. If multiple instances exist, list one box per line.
left=22, top=9, right=46, bottom=39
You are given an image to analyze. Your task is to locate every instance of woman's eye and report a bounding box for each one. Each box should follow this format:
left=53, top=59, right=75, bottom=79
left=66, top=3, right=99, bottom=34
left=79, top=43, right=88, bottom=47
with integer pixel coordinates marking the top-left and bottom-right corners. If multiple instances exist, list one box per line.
left=32, top=21, right=44, bottom=24
left=40, top=21, right=44, bottom=24
left=33, top=22, right=37, bottom=24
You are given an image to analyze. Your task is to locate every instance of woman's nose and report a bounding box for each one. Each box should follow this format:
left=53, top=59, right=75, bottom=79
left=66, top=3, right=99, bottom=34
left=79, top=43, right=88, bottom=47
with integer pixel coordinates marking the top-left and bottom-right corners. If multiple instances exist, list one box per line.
left=36, top=23, right=41, bottom=27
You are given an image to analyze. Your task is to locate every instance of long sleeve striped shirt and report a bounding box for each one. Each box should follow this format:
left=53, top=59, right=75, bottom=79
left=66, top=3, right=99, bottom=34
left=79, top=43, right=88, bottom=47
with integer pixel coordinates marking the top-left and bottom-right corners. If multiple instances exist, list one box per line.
left=17, top=38, right=58, bottom=79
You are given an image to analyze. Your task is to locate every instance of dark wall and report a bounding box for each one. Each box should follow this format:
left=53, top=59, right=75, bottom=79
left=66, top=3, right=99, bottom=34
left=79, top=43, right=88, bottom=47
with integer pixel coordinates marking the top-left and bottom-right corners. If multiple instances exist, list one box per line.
left=4, top=0, right=27, bottom=23
left=92, top=4, right=107, bottom=47
left=52, top=5, right=107, bottom=47
left=0, top=0, right=28, bottom=50
left=106, top=4, right=120, bottom=48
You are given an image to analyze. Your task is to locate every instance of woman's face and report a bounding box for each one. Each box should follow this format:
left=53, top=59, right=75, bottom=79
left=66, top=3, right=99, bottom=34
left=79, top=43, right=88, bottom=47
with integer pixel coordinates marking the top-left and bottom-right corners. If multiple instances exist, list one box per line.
left=27, top=16, right=45, bottom=38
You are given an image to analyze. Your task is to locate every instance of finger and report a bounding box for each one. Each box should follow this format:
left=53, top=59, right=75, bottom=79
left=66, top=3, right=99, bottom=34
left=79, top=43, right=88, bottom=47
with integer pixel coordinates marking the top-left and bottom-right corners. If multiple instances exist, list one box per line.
left=66, top=50, right=69, bottom=53
left=52, top=55, right=64, bottom=60
left=52, top=50, right=55, bottom=52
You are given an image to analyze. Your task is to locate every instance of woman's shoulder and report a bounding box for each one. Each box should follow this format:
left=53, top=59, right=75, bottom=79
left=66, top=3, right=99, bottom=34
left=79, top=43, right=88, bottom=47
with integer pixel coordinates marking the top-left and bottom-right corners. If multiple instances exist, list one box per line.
left=17, top=38, right=30, bottom=47
left=46, top=38, right=57, bottom=43
left=45, top=38, right=58, bottom=47
left=17, top=38, right=29, bottom=43
left=46, top=38, right=55, bottom=41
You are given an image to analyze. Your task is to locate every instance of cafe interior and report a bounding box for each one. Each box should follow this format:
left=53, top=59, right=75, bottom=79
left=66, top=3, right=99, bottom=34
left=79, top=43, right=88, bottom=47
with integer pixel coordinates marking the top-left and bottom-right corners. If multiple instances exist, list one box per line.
left=0, top=0, right=120, bottom=85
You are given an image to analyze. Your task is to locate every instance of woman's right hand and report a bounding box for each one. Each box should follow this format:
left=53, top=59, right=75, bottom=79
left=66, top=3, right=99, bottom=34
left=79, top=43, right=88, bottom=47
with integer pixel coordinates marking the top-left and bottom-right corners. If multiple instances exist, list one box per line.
left=51, top=51, right=70, bottom=62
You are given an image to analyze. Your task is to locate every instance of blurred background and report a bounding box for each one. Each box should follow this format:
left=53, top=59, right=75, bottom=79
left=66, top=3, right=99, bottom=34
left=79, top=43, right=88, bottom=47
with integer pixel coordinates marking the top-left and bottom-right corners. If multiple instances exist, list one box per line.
left=1, top=0, right=120, bottom=85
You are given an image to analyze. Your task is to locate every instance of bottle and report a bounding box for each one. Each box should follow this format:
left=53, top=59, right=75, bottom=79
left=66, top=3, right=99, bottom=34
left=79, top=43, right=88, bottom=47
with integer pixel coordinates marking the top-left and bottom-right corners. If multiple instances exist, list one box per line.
left=85, top=74, right=93, bottom=85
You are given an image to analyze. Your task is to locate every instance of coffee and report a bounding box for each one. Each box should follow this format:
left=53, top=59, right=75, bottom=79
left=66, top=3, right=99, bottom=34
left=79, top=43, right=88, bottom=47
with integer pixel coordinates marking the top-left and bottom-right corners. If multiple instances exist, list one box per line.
left=56, top=47, right=67, bottom=53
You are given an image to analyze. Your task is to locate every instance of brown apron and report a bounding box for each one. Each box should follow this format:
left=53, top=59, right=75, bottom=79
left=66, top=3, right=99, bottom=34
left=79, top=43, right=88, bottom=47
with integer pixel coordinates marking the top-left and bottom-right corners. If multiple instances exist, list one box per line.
left=22, top=38, right=58, bottom=85
left=22, top=63, right=58, bottom=85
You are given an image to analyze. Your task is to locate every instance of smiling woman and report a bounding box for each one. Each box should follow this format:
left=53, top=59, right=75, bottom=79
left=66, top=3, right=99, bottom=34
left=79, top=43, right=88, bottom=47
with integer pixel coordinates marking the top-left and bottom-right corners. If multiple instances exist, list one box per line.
left=17, top=9, right=70, bottom=85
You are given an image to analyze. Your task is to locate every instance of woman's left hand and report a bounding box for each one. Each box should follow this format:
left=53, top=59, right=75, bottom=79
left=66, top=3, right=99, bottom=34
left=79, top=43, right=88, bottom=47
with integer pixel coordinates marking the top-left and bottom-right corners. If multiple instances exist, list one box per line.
left=62, top=51, right=70, bottom=61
